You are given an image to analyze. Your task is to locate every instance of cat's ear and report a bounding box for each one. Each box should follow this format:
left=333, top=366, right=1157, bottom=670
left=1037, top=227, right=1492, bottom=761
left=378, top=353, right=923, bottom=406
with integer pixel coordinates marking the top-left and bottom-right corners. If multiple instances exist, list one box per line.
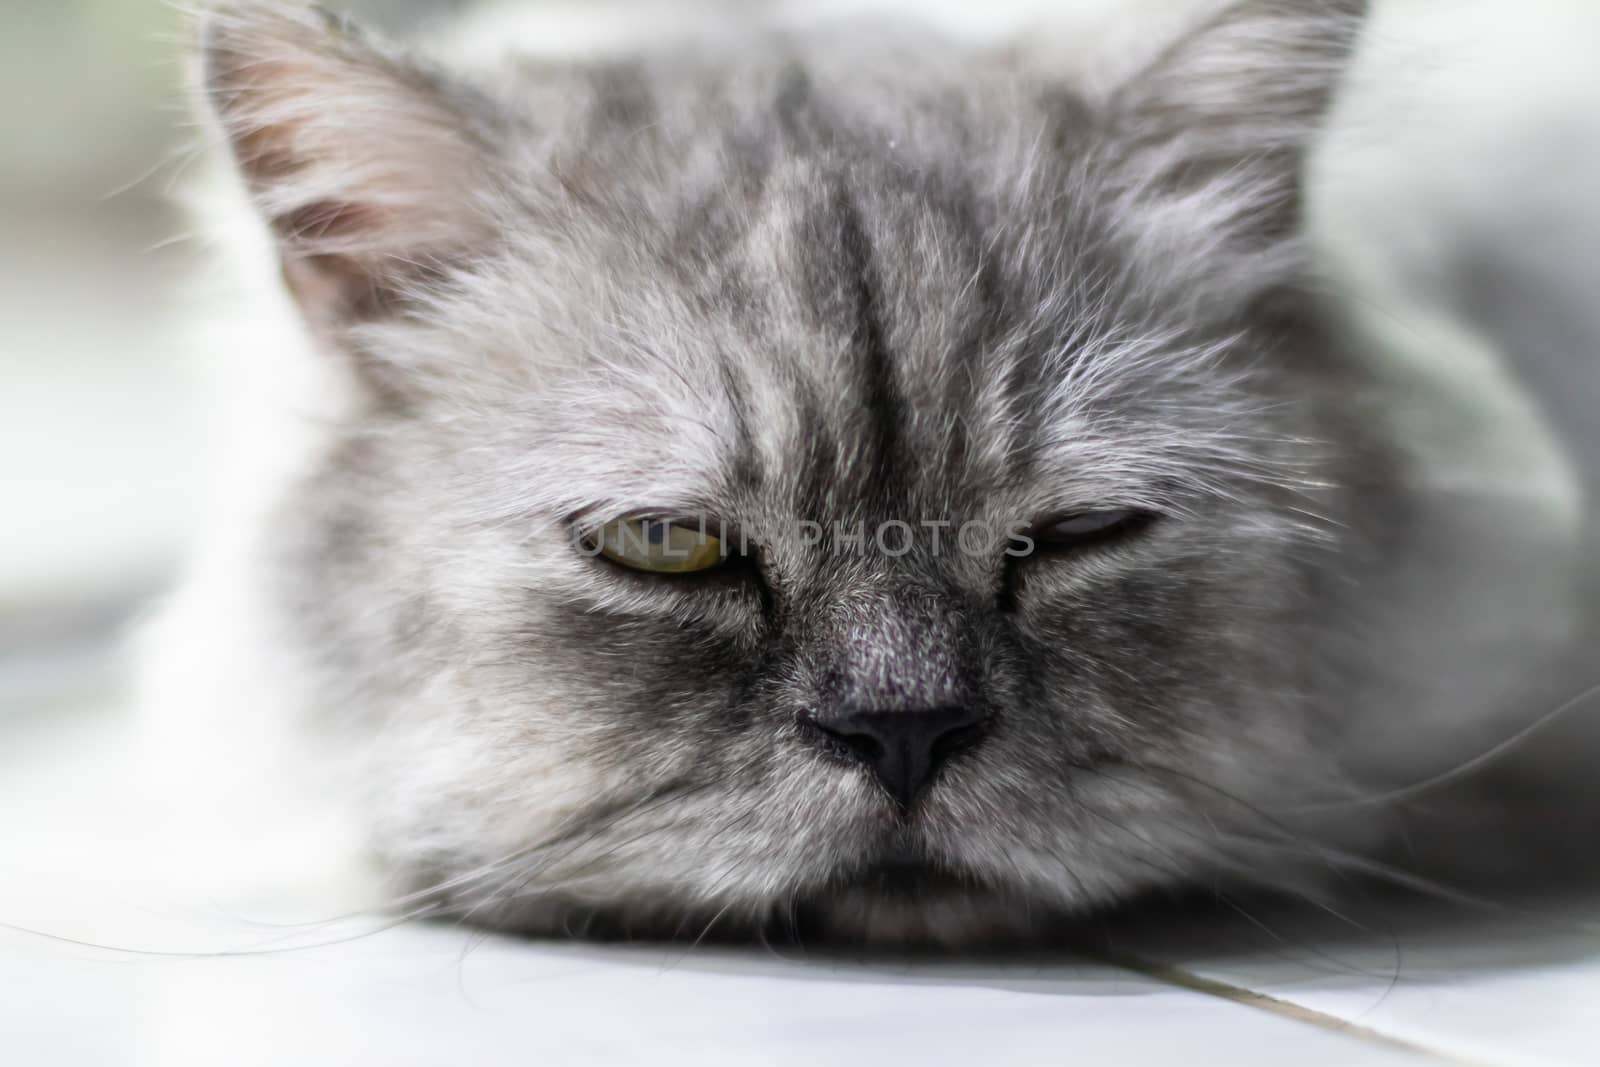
left=199, top=4, right=502, bottom=324
left=1107, top=0, right=1369, bottom=277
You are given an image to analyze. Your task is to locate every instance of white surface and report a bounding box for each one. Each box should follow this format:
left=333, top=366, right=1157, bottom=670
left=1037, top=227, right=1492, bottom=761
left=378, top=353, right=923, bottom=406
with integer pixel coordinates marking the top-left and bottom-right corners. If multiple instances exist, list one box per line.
left=0, top=925, right=1422, bottom=1067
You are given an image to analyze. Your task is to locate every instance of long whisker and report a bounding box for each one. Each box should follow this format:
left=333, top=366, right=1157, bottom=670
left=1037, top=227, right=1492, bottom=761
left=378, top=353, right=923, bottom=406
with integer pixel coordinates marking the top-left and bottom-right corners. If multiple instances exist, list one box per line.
left=1285, top=680, right=1600, bottom=814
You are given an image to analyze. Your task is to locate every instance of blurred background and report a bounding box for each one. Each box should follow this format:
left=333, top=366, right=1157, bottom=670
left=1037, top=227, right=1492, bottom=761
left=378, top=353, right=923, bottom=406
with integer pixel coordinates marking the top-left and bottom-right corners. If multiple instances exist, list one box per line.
left=0, top=0, right=459, bottom=714
left=2, top=0, right=1599, bottom=720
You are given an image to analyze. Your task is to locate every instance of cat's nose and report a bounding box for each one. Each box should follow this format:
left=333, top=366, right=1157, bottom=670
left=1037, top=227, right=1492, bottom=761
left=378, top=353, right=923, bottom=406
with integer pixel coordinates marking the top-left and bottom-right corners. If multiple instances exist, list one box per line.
left=800, top=706, right=988, bottom=809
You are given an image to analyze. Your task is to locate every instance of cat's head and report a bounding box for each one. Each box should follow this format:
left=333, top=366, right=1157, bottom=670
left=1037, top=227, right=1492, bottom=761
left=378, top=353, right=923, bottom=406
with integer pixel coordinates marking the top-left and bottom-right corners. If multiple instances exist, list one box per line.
left=198, top=0, right=1372, bottom=944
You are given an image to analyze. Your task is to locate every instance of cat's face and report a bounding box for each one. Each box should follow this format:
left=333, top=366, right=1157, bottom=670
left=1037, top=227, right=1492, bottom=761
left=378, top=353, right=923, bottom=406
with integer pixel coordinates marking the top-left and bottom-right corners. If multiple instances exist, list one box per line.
left=201, top=1, right=1370, bottom=944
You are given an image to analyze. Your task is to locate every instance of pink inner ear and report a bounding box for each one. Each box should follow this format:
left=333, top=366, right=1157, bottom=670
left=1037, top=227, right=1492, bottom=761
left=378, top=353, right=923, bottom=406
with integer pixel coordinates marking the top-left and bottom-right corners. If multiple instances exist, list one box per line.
left=281, top=249, right=390, bottom=325
left=201, top=6, right=495, bottom=304
left=273, top=198, right=400, bottom=322
left=279, top=198, right=391, bottom=245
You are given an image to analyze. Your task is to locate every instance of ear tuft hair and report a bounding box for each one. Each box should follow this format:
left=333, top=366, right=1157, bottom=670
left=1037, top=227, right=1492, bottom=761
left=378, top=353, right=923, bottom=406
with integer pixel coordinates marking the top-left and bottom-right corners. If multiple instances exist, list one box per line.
left=198, top=2, right=503, bottom=321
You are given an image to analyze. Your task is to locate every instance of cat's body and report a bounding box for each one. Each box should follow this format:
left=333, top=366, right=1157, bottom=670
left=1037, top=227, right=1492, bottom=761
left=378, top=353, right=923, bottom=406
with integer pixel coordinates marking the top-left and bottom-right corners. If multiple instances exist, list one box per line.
left=147, top=0, right=1596, bottom=946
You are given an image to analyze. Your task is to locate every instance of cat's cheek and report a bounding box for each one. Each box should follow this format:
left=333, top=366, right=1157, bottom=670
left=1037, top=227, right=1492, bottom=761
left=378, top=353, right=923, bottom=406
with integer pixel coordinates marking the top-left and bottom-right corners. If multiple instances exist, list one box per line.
left=360, top=703, right=603, bottom=841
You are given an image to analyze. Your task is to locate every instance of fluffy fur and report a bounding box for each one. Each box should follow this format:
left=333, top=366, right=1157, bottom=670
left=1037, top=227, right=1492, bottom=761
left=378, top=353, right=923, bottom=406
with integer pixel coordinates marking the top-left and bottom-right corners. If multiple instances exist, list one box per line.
left=154, top=0, right=1592, bottom=946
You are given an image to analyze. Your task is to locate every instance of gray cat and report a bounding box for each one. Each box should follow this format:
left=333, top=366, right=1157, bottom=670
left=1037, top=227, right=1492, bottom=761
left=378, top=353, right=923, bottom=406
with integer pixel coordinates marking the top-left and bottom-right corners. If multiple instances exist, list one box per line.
left=174, top=0, right=1595, bottom=946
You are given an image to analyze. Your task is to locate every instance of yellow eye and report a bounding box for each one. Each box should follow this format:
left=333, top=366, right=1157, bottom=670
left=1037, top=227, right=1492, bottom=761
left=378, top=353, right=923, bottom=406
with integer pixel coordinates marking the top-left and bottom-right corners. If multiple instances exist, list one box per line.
left=592, top=519, right=727, bottom=574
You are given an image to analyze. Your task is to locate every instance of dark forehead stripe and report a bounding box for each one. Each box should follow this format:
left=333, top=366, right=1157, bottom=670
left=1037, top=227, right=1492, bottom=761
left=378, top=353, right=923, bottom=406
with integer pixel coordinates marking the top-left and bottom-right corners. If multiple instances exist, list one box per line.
left=768, top=65, right=1039, bottom=505
left=600, top=50, right=1094, bottom=518
left=765, top=66, right=915, bottom=513
left=779, top=79, right=1062, bottom=518
left=849, top=168, right=1007, bottom=496
left=826, top=182, right=904, bottom=501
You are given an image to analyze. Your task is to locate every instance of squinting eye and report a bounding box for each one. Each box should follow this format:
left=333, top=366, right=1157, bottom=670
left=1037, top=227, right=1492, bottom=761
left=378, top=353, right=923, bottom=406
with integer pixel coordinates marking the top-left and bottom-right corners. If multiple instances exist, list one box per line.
left=592, top=519, right=727, bottom=574
left=1035, top=509, right=1153, bottom=547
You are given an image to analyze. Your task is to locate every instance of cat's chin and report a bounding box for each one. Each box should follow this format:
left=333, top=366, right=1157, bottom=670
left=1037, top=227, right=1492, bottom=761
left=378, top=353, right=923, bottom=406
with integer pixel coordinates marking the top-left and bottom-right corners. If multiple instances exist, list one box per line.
left=782, top=862, right=1080, bottom=950
left=461, top=860, right=1079, bottom=951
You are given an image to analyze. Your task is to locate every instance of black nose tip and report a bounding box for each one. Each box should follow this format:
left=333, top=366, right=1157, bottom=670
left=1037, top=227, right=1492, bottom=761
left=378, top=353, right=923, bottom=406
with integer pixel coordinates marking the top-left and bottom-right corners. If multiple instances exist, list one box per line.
left=801, top=705, right=988, bottom=808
